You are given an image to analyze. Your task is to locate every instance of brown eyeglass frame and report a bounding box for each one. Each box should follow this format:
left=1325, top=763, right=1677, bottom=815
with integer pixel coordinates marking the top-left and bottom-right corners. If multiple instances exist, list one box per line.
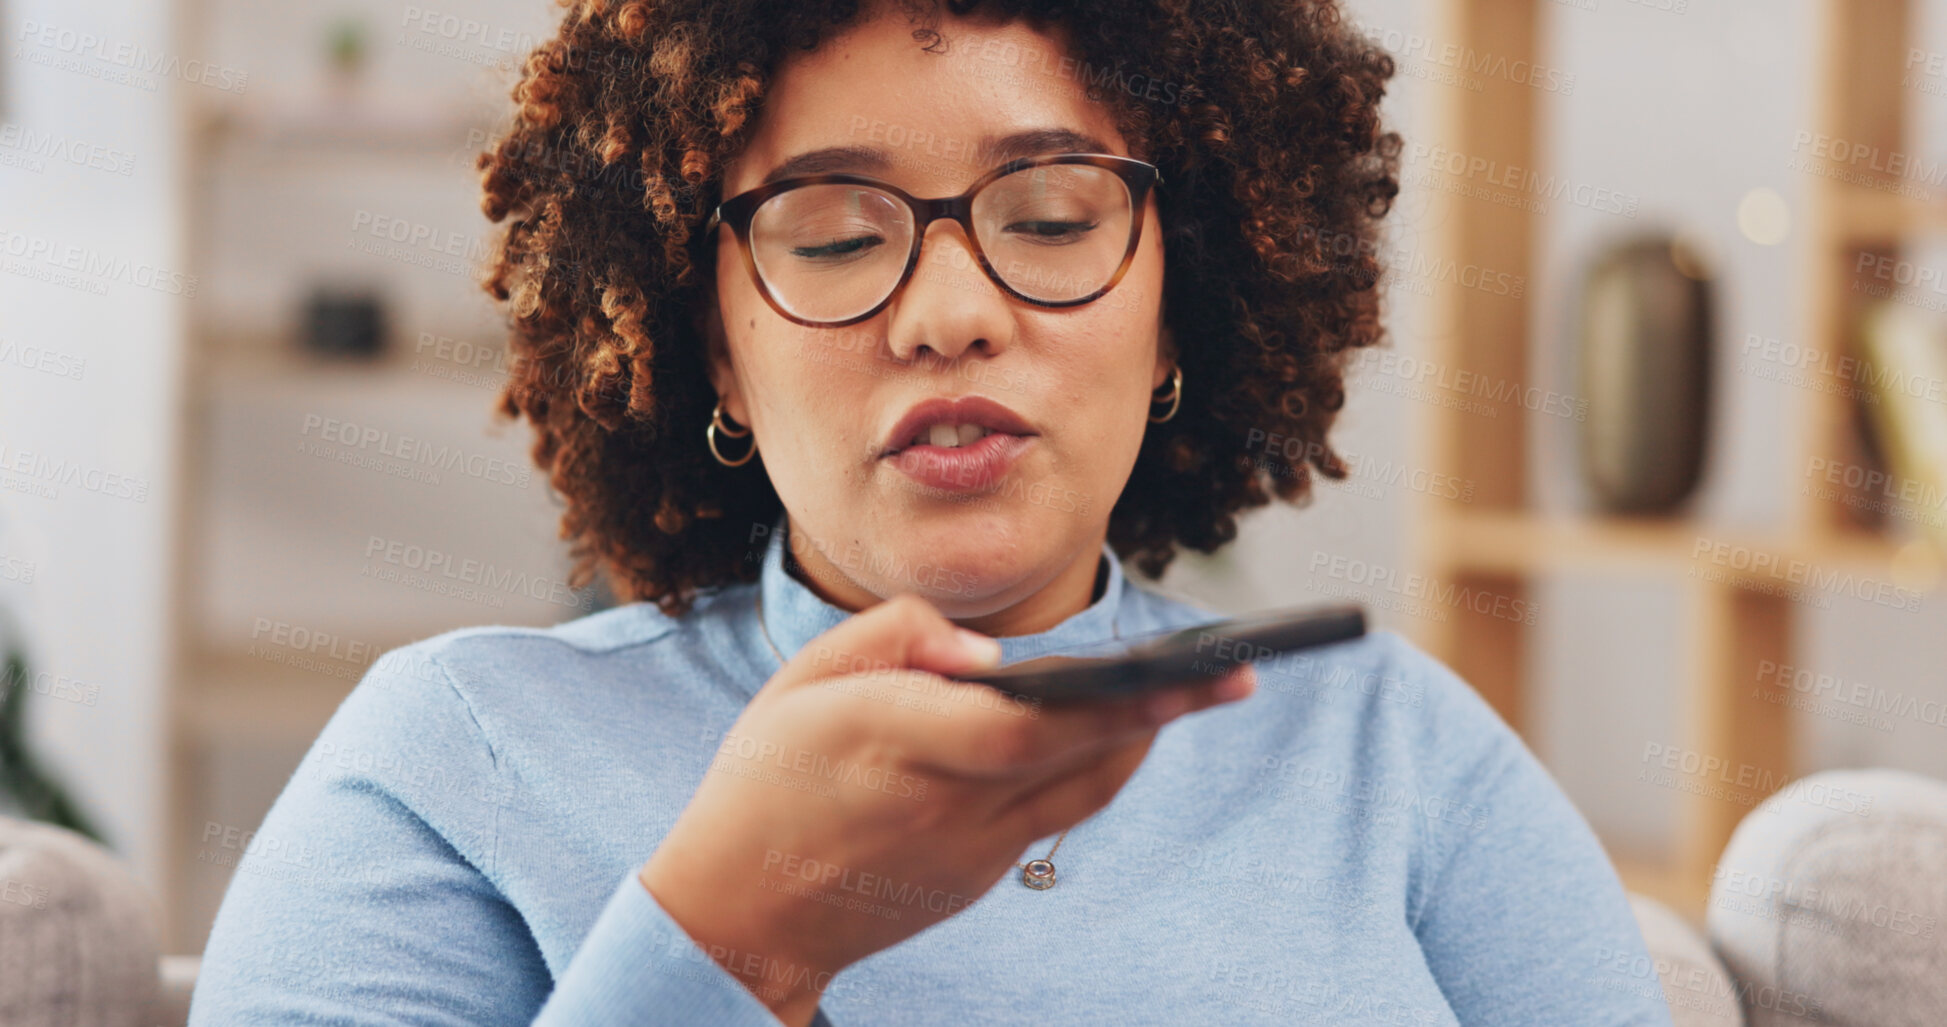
left=703, top=152, right=1162, bottom=328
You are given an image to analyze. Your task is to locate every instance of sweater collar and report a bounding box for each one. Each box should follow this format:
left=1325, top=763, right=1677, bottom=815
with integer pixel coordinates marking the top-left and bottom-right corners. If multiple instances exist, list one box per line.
left=752, top=515, right=1129, bottom=671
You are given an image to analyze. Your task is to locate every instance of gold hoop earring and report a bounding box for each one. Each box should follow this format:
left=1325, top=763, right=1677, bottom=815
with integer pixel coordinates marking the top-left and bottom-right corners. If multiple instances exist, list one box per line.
left=1148, top=363, right=1183, bottom=423
left=708, top=400, right=757, bottom=467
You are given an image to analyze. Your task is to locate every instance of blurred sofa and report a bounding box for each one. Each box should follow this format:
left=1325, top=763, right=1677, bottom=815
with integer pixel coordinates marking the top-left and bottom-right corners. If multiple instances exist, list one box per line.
left=2, top=769, right=1941, bottom=1026
left=1636, top=768, right=1947, bottom=1027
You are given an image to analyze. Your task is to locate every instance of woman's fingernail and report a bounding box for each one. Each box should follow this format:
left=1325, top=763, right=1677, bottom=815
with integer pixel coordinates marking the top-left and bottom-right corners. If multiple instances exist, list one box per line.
left=956, top=628, right=1003, bottom=666
left=1212, top=671, right=1254, bottom=701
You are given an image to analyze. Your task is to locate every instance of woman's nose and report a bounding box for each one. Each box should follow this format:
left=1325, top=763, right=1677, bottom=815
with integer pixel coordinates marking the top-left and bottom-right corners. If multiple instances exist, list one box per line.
left=884, top=221, right=1014, bottom=365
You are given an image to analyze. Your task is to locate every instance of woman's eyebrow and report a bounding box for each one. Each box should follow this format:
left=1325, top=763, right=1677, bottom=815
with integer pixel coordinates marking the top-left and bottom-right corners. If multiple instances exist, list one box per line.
left=759, top=127, right=1115, bottom=186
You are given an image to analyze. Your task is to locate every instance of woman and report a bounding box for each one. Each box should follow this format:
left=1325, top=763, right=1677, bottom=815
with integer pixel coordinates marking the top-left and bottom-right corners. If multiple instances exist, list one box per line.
left=193, top=1, right=1671, bottom=1024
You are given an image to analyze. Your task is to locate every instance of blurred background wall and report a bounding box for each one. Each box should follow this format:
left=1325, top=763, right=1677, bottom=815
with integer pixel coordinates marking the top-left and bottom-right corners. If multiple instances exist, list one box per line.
left=2, top=0, right=1943, bottom=954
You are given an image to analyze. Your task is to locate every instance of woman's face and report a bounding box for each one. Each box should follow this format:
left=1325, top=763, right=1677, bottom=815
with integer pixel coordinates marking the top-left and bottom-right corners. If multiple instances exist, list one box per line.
left=705, top=3, right=1172, bottom=626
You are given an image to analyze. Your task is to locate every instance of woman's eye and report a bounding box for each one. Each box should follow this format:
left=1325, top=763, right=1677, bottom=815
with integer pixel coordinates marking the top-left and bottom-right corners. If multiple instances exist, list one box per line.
left=790, top=234, right=884, bottom=260
left=1003, top=219, right=1098, bottom=243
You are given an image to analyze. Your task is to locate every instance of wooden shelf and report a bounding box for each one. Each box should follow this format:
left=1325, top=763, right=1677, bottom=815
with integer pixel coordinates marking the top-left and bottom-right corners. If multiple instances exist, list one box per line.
left=1829, top=187, right=1947, bottom=244
left=1414, top=0, right=1932, bottom=924
left=1425, top=509, right=1940, bottom=585
left=193, top=97, right=490, bottom=153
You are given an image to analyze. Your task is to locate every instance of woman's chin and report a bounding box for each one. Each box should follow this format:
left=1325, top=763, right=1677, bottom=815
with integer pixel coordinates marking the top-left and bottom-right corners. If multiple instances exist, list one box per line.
left=866, top=517, right=1080, bottom=616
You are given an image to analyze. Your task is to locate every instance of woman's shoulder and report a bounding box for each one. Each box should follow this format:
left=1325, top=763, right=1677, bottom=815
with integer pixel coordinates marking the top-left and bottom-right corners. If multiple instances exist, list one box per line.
left=366, top=583, right=752, bottom=684
left=335, top=586, right=757, bottom=755
left=1132, top=578, right=1534, bottom=814
left=1123, top=579, right=1514, bottom=743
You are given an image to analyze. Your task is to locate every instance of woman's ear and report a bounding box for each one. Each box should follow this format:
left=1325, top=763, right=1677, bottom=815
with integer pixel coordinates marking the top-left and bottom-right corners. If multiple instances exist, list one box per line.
left=697, top=295, right=745, bottom=422
left=1153, top=308, right=1178, bottom=392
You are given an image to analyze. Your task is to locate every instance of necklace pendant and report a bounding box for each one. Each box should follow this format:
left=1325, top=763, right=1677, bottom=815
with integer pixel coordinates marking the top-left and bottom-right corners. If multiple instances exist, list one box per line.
left=1021, top=859, right=1057, bottom=890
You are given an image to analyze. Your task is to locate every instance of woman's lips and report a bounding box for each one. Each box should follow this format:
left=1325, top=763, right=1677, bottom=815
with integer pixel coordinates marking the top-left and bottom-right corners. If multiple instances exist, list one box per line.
left=884, top=432, right=1034, bottom=491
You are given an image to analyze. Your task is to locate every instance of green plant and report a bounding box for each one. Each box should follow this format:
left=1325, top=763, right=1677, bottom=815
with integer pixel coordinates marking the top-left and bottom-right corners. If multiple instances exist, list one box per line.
left=327, top=18, right=368, bottom=75
left=0, top=644, right=101, bottom=842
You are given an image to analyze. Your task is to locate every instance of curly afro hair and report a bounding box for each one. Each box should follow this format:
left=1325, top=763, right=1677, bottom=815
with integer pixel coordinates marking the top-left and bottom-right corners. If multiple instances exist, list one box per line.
left=476, top=0, right=1401, bottom=617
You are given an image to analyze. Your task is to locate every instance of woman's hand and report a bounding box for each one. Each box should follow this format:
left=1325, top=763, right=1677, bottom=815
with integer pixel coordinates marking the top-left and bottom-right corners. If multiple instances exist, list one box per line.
left=638, top=593, right=1254, bottom=1026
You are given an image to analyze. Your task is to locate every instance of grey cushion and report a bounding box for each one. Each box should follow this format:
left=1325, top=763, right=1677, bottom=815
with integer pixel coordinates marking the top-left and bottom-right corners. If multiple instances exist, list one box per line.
left=1630, top=893, right=1745, bottom=1026
left=1707, top=769, right=1947, bottom=1027
left=0, top=816, right=161, bottom=1027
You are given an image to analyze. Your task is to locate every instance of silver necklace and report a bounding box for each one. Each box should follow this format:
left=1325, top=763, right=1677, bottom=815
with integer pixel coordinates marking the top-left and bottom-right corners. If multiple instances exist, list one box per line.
left=751, top=563, right=1118, bottom=891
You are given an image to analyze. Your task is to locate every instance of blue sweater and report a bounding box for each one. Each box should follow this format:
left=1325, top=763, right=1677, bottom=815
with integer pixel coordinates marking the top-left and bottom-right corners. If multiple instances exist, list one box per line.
left=191, top=522, right=1673, bottom=1025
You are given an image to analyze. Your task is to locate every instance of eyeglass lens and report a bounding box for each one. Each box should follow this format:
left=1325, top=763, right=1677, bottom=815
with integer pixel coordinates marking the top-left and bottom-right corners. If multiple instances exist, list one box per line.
left=745, top=162, right=1135, bottom=324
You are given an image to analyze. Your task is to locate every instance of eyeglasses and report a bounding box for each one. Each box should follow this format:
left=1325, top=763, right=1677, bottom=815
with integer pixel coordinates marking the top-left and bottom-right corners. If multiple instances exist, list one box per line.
left=704, top=152, right=1162, bottom=328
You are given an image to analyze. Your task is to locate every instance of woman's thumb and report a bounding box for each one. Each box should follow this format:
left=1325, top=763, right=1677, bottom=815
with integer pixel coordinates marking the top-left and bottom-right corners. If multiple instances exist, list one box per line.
left=768, top=592, right=1003, bottom=691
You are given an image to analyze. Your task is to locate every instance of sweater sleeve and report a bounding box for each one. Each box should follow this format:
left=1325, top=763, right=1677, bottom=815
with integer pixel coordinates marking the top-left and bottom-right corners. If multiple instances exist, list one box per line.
left=188, top=642, right=825, bottom=1027
left=535, top=872, right=837, bottom=1026
left=1396, top=640, right=1676, bottom=1027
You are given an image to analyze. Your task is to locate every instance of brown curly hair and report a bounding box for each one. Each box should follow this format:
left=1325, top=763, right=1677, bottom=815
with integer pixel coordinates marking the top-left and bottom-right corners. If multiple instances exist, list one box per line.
left=476, top=0, right=1401, bottom=617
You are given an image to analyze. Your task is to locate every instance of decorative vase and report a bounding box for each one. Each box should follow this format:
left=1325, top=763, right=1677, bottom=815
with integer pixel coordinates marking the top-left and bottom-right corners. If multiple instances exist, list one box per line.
left=1576, top=235, right=1715, bottom=515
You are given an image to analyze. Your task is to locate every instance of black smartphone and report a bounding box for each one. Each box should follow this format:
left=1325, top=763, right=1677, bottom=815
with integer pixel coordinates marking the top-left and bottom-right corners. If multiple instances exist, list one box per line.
left=957, top=602, right=1366, bottom=704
